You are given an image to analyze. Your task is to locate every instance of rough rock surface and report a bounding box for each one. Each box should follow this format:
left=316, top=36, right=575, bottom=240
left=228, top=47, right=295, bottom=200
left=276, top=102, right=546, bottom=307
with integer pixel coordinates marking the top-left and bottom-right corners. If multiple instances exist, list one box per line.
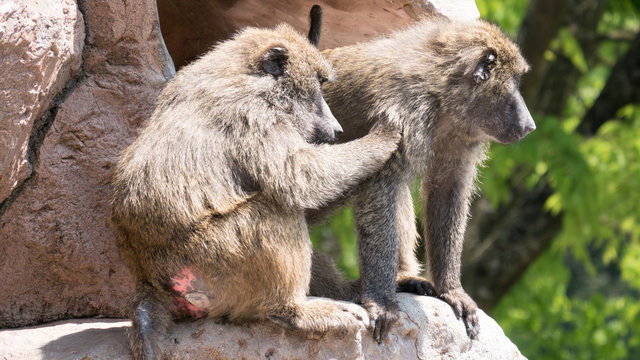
left=0, top=0, right=84, bottom=204
left=0, top=294, right=526, bottom=360
left=158, top=0, right=481, bottom=69
left=0, top=0, right=174, bottom=327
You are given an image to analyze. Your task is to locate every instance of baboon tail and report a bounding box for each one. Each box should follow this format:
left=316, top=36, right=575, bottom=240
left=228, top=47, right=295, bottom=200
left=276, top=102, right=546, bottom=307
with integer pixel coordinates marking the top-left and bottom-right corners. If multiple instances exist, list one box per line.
left=128, top=283, right=171, bottom=360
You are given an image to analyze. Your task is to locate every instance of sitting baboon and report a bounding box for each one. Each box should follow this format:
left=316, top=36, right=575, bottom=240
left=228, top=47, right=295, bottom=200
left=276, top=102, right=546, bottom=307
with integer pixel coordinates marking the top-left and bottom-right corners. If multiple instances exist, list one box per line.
left=110, top=24, right=401, bottom=359
left=306, top=8, right=535, bottom=341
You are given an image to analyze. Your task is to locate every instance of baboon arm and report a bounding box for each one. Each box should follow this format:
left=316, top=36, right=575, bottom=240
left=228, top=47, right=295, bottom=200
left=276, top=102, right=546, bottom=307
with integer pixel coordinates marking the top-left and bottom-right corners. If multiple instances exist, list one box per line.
left=246, top=130, right=398, bottom=210
left=309, top=250, right=360, bottom=301
left=286, top=140, right=396, bottom=209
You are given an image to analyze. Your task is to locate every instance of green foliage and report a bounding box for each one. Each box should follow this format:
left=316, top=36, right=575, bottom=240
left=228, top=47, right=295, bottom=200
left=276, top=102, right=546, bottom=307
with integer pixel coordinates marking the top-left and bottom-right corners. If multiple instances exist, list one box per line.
left=493, top=246, right=640, bottom=360
left=476, top=0, right=529, bottom=34
left=479, top=0, right=640, bottom=358
left=310, top=207, right=360, bottom=279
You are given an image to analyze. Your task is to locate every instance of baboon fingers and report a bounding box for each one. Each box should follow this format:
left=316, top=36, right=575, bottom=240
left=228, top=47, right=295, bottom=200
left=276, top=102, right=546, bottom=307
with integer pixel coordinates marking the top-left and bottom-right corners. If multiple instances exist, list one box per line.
left=372, top=318, right=382, bottom=343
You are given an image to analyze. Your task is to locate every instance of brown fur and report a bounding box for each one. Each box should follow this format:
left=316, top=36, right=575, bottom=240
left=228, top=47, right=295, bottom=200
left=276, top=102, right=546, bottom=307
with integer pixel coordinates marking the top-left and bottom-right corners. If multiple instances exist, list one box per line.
left=110, top=24, right=401, bottom=359
left=308, top=13, right=534, bottom=341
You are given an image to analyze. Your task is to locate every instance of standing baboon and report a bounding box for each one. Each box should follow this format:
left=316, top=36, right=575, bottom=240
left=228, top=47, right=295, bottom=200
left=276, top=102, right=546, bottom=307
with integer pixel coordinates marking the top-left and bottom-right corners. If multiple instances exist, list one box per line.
left=110, top=24, right=401, bottom=359
left=307, top=9, right=535, bottom=341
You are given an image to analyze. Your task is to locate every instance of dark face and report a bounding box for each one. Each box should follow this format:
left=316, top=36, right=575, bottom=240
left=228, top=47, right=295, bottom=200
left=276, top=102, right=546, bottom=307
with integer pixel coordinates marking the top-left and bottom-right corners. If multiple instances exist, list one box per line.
left=259, top=46, right=341, bottom=144
left=461, top=51, right=536, bottom=144
left=473, top=80, right=536, bottom=144
left=484, top=85, right=536, bottom=144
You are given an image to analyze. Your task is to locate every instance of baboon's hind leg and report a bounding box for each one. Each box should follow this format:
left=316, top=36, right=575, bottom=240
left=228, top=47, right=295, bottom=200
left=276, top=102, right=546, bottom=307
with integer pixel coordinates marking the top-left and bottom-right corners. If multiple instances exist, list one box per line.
left=309, top=250, right=360, bottom=302
left=267, top=297, right=367, bottom=336
left=396, top=183, right=436, bottom=297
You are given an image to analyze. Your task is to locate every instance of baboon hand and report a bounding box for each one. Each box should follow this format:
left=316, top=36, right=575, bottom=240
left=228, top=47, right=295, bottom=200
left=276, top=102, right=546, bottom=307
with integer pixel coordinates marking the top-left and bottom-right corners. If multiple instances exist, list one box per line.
left=369, top=118, right=403, bottom=145
left=363, top=298, right=399, bottom=344
left=396, top=276, right=436, bottom=296
left=439, top=287, right=480, bottom=339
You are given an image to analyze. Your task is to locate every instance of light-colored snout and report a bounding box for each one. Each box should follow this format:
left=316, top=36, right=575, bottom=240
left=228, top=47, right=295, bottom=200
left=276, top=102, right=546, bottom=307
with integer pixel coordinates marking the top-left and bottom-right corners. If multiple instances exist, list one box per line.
left=322, top=98, right=343, bottom=139
left=515, top=92, right=536, bottom=137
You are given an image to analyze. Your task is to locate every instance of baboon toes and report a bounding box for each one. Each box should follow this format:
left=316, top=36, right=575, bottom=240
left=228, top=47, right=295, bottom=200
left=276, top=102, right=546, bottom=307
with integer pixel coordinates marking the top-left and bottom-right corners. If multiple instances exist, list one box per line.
left=438, top=287, right=480, bottom=339
left=397, top=277, right=437, bottom=296
left=363, top=299, right=400, bottom=344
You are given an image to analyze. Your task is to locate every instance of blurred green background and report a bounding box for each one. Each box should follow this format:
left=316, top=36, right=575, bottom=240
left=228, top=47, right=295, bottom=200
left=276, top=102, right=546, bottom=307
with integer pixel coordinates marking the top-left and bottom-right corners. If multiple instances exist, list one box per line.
left=311, top=0, right=640, bottom=358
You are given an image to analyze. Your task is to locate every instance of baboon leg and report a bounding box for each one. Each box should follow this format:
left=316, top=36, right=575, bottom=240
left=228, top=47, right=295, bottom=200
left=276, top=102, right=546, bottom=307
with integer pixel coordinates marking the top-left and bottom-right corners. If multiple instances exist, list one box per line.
left=352, top=162, right=401, bottom=343
left=309, top=250, right=360, bottom=301
left=128, top=285, right=171, bottom=360
left=396, top=182, right=422, bottom=277
left=422, top=178, right=480, bottom=339
left=267, top=297, right=366, bottom=335
left=271, top=239, right=365, bottom=335
left=395, top=183, right=436, bottom=296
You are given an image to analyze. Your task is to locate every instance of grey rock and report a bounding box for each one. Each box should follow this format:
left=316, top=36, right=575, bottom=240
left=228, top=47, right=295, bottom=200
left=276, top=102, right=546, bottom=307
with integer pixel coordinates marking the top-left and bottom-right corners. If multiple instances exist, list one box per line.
left=0, top=294, right=525, bottom=360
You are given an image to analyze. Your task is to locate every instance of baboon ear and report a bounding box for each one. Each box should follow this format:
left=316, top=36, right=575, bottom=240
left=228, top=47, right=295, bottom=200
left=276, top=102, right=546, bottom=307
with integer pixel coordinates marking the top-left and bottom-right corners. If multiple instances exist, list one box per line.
left=308, top=5, right=323, bottom=47
left=261, top=47, right=288, bottom=77
left=473, top=52, right=496, bottom=83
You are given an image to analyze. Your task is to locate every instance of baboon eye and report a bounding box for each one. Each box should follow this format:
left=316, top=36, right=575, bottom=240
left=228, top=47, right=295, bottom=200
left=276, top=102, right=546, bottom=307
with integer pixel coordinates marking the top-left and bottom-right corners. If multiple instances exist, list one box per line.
left=473, top=53, right=496, bottom=83
left=318, top=75, right=328, bottom=84
left=261, top=47, right=288, bottom=77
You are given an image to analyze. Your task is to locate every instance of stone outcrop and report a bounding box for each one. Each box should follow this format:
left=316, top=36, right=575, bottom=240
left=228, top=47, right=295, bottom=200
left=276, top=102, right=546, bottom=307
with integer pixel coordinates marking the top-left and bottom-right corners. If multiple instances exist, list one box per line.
left=0, top=0, right=84, bottom=205
left=158, top=0, right=481, bottom=69
left=0, top=0, right=174, bottom=327
left=0, top=294, right=526, bottom=360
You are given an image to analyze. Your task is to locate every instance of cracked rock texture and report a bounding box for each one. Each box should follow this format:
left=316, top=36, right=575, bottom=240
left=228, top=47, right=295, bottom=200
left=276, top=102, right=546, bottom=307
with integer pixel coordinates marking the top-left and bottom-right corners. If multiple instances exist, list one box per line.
left=0, top=294, right=526, bottom=360
left=0, top=0, right=84, bottom=205
left=0, top=0, right=174, bottom=327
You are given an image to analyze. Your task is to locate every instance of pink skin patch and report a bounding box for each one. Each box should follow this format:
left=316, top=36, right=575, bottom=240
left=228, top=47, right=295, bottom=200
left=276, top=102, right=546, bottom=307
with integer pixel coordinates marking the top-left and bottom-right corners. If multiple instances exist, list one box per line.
left=170, top=267, right=210, bottom=319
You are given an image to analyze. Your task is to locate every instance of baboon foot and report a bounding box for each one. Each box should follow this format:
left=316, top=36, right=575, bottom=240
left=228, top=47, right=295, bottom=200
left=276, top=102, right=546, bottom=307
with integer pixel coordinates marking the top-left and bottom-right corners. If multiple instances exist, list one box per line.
left=439, top=287, right=480, bottom=339
left=396, top=276, right=436, bottom=296
left=268, top=297, right=367, bottom=336
left=362, top=298, right=399, bottom=344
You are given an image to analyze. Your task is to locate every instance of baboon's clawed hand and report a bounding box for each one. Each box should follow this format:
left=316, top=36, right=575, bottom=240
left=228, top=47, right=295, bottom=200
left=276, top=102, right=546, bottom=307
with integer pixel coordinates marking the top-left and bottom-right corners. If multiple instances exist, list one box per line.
left=110, top=22, right=401, bottom=360
left=306, top=6, right=533, bottom=341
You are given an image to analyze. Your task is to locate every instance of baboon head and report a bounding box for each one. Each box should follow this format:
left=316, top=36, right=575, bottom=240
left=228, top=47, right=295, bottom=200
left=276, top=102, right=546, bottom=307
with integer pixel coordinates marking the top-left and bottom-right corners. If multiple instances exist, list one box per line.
left=237, top=24, right=342, bottom=144
left=432, top=21, right=535, bottom=144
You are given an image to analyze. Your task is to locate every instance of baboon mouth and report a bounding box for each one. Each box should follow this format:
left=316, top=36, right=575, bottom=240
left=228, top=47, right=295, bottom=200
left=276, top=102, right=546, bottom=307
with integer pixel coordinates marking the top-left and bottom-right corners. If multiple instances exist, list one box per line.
left=310, top=129, right=337, bottom=144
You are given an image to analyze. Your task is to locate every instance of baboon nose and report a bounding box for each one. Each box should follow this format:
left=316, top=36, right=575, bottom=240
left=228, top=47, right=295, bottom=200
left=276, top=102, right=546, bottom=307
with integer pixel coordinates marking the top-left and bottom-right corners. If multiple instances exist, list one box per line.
left=525, top=122, right=536, bottom=134
left=334, top=129, right=343, bottom=139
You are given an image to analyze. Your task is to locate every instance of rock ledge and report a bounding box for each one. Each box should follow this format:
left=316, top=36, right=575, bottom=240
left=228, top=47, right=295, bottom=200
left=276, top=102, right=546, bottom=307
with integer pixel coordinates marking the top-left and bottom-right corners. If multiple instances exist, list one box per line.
left=0, top=294, right=525, bottom=360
